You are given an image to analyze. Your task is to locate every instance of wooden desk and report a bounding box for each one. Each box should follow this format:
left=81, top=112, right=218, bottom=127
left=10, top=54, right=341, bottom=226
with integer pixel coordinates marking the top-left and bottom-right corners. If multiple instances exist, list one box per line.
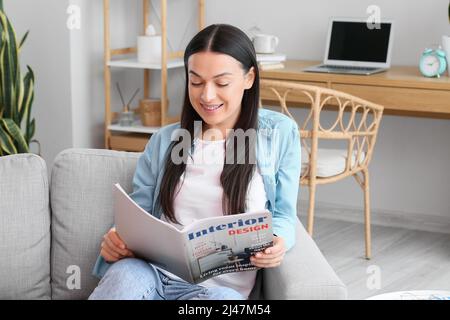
left=260, top=60, right=450, bottom=119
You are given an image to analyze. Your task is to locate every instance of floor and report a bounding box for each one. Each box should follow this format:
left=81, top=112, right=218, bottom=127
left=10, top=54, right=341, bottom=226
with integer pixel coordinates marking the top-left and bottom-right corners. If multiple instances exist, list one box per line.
left=299, top=216, right=450, bottom=300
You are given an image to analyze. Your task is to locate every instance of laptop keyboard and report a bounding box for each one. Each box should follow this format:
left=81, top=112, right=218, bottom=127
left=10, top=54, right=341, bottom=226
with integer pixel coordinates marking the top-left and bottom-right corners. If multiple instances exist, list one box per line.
left=319, top=65, right=378, bottom=71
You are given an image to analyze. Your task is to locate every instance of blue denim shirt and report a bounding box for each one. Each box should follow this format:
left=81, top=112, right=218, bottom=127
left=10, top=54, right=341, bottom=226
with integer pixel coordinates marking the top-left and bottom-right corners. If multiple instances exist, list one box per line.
left=92, top=108, right=301, bottom=278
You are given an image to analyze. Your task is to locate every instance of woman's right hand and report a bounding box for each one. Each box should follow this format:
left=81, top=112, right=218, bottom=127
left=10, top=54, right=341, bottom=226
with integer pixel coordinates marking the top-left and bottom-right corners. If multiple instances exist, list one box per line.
left=100, top=227, right=135, bottom=262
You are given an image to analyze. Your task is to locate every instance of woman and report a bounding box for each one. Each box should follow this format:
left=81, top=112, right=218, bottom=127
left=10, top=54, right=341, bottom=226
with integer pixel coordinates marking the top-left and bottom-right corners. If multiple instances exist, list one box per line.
left=90, top=24, right=301, bottom=300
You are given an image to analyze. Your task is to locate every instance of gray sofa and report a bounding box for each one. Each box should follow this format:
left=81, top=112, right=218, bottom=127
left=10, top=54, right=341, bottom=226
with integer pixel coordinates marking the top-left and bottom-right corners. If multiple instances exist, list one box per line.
left=0, top=148, right=347, bottom=300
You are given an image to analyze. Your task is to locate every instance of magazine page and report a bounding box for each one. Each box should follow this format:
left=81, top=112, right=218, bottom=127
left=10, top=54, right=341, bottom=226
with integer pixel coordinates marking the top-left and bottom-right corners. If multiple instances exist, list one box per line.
left=113, top=184, right=193, bottom=282
left=181, top=210, right=273, bottom=283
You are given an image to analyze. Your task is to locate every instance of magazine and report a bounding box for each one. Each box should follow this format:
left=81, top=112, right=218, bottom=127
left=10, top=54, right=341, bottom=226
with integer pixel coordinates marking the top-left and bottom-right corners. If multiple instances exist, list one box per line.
left=113, top=183, right=273, bottom=284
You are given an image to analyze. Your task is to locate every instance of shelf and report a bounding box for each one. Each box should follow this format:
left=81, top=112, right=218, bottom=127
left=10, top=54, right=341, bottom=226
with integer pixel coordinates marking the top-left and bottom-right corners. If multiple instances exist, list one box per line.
left=109, top=132, right=149, bottom=152
left=108, top=122, right=160, bottom=134
left=103, top=0, right=205, bottom=152
left=107, top=57, right=184, bottom=70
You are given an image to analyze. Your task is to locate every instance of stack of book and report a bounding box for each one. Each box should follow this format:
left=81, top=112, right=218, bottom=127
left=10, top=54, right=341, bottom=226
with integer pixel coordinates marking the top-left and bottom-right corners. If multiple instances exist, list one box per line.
left=256, top=53, right=286, bottom=71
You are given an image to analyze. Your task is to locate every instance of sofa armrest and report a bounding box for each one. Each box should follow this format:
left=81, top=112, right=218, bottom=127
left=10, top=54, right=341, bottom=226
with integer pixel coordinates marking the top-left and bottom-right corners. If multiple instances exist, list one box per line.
left=263, top=219, right=347, bottom=300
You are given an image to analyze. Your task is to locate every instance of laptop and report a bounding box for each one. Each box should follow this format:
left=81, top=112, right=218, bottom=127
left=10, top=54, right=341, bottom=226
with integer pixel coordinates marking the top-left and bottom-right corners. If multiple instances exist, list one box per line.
left=304, top=17, right=394, bottom=75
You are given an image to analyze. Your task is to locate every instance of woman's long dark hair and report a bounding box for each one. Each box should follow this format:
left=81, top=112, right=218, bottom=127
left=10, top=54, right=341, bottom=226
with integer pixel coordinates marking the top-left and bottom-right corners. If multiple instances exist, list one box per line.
left=159, top=24, right=260, bottom=224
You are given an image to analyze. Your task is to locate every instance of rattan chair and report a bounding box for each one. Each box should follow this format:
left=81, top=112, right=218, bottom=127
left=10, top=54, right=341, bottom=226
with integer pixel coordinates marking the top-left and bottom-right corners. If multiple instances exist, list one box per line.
left=260, top=79, right=384, bottom=259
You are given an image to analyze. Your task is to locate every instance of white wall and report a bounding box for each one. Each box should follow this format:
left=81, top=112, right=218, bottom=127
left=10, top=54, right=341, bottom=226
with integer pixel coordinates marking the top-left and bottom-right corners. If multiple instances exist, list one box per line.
left=69, top=0, right=103, bottom=149
left=206, top=0, right=450, bottom=66
left=5, top=0, right=73, bottom=167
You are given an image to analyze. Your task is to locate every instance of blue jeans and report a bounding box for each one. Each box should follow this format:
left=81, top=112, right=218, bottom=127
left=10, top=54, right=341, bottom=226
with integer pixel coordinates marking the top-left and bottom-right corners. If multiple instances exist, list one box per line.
left=88, top=258, right=245, bottom=300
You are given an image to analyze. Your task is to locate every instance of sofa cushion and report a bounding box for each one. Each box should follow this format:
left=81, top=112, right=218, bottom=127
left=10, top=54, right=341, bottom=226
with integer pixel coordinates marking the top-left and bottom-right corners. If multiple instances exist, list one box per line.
left=50, top=148, right=140, bottom=299
left=0, top=154, right=51, bottom=299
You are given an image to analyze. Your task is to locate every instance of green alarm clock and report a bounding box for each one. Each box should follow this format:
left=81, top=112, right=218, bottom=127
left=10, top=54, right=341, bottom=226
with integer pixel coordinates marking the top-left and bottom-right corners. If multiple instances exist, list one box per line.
left=419, top=48, right=447, bottom=78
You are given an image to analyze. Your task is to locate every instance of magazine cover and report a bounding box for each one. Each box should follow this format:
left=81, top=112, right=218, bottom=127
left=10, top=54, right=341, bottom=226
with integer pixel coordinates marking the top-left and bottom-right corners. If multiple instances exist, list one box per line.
left=114, top=183, right=273, bottom=283
left=183, top=213, right=273, bottom=282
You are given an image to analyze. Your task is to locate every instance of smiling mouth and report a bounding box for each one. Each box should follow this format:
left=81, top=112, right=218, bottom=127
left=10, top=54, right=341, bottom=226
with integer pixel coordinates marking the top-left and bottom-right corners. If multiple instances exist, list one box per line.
left=201, top=103, right=224, bottom=112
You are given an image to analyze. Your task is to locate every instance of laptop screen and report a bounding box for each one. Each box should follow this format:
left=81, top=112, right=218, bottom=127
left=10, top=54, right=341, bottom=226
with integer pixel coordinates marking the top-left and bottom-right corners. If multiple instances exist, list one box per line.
left=328, top=21, right=392, bottom=63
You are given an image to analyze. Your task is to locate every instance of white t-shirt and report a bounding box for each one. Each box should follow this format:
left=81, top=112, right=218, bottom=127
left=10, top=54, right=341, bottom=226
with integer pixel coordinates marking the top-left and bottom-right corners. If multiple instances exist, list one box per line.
left=160, top=137, right=268, bottom=299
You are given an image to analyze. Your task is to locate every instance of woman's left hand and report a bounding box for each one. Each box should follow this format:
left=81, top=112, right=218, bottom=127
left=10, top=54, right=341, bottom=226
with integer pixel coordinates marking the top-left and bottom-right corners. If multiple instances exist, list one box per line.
left=250, top=236, right=286, bottom=268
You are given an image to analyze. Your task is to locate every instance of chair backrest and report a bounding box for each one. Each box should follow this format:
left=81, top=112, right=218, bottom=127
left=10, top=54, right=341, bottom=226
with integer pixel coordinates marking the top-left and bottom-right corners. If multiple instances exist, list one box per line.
left=260, top=79, right=384, bottom=184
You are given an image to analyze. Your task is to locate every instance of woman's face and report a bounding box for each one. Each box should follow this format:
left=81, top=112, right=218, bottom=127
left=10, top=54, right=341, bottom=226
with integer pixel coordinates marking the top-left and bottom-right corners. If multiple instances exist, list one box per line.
left=187, top=51, right=255, bottom=138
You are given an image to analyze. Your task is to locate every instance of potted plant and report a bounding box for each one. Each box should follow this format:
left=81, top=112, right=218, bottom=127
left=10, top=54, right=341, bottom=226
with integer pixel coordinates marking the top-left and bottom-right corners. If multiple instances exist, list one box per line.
left=0, top=0, right=38, bottom=156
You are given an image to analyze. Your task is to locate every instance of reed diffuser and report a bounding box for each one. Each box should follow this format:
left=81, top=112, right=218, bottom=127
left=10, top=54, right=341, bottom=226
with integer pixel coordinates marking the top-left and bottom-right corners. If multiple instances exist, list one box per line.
left=116, top=83, right=140, bottom=126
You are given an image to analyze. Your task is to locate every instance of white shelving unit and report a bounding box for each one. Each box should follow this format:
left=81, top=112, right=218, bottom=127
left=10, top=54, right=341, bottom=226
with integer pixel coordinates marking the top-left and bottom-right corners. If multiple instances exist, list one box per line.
left=108, top=122, right=160, bottom=134
left=103, top=0, right=205, bottom=152
left=107, top=57, right=184, bottom=70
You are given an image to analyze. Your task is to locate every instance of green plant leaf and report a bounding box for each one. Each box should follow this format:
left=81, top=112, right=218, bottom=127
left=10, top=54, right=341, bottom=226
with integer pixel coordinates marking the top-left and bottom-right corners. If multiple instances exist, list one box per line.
left=19, top=66, right=34, bottom=128
left=0, top=13, right=11, bottom=117
left=28, top=118, right=35, bottom=142
left=0, top=2, right=35, bottom=156
left=6, top=13, right=20, bottom=124
left=0, top=12, right=20, bottom=121
left=18, top=30, right=28, bottom=51
left=0, top=118, right=28, bottom=152
left=24, top=66, right=34, bottom=143
left=0, top=47, right=3, bottom=117
left=0, top=122, right=18, bottom=154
